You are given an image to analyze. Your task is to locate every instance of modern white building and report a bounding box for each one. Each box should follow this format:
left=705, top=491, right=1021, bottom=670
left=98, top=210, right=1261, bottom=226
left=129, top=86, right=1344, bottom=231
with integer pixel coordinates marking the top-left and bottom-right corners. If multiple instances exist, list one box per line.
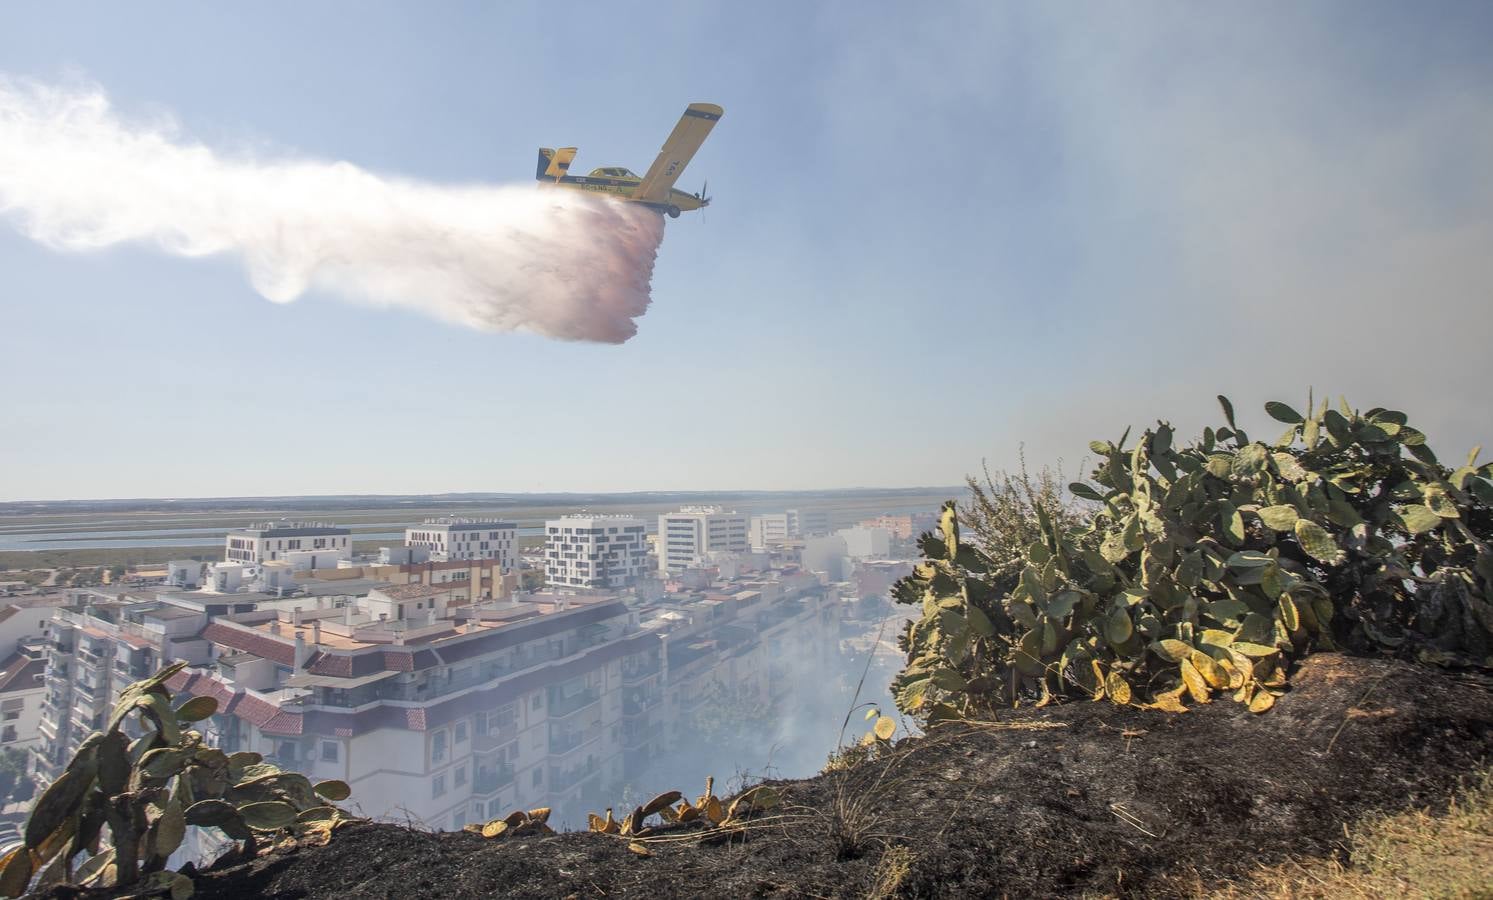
left=405, top=518, right=518, bottom=568
left=544, top=516, right=650, bottom=589
left=787, top=509, right=832, bottom=537
left=838, top=526, right=892, bottom=559
left=225, top=523, right=352, bottom=570
left=658, top=507, right=749, bottom=574
left=801, top=535, right=851, bottom=581
left=749, top=514, right=792, bottom=550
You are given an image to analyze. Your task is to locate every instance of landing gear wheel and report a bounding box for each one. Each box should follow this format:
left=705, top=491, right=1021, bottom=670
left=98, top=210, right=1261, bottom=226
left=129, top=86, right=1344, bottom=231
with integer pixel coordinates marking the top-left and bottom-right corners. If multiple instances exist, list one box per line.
left=666, top=205, right=681, bottom=218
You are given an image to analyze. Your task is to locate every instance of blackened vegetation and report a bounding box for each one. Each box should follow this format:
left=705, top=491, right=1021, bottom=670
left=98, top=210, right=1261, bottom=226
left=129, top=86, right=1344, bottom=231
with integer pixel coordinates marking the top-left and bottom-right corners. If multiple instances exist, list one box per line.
left=69, top=654, right=1489, bottom=899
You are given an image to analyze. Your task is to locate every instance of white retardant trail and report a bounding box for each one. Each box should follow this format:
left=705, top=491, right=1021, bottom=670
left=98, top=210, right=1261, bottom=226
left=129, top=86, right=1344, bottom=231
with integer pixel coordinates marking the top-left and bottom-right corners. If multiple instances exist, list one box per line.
left=0, top=77, right=665, bottom=343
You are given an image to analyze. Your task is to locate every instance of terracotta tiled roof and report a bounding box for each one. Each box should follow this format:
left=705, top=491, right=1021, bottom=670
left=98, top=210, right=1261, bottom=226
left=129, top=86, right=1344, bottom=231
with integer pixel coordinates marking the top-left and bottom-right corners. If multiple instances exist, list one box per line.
left=0, top=653, right=45, bottom=694
left=165, top=669, right=306, bottom=737
left=202, top=623, right=295, bottom=667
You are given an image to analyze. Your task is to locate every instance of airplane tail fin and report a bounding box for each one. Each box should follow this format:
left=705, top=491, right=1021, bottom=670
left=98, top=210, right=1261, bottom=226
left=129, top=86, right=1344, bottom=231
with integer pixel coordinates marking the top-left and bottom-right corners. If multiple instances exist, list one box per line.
left=535, top=147, right=577, bottom=181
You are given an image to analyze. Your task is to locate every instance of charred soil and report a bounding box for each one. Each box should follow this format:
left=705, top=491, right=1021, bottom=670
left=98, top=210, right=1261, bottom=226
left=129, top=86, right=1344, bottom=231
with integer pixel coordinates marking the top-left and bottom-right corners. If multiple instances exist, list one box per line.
left=38, top=655, right=1493, bottom=899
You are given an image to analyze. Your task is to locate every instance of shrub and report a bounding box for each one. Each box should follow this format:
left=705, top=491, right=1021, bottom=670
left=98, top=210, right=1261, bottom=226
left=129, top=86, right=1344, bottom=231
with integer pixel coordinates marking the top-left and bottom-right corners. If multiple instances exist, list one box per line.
left=892, top=395, right=1493, bottom=721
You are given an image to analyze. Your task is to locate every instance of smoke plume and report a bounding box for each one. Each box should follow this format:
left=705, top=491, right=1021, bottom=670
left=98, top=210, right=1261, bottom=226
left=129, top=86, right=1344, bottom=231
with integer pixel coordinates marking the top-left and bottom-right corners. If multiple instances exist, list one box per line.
left=0, top=77, right=666, bottom=343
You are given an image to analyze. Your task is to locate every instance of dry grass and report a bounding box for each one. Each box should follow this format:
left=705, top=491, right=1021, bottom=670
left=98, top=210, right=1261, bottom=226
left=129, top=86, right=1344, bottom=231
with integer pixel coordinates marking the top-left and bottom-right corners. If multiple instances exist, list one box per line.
left=1186, top=769, right=1493, bottom=899
left=867, top=845, right=915, bottom=900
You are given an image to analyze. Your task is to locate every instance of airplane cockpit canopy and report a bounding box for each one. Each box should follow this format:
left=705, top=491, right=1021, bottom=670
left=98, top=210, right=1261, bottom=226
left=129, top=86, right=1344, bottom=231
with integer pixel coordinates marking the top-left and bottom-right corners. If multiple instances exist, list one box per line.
left=590, top=167, right=639, bottom=178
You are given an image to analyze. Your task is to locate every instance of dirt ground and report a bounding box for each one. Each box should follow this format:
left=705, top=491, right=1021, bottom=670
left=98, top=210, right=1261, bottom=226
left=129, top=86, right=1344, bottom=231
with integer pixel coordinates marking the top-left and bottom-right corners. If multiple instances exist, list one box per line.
left=35, top=654, right=1493, bottom=899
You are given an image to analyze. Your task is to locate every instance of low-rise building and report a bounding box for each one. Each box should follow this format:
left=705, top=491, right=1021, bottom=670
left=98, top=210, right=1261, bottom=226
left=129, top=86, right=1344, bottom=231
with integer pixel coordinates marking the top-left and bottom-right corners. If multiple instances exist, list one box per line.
left=0, top=640, right=46, bottom=750
left=225, top=523, right=351, bottom=570
left=405, top=518, right=518, bottom=568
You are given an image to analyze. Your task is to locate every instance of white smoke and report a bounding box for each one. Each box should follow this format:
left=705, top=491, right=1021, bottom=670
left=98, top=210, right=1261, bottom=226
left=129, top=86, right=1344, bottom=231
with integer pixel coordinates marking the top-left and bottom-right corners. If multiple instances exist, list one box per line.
left=0, top=77, right=666, bottom=343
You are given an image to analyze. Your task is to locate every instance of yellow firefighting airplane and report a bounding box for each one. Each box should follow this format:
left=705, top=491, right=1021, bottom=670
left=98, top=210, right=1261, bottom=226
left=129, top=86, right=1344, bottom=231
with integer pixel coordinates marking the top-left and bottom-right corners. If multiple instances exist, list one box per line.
left=536, top=102, right=723, bottom=217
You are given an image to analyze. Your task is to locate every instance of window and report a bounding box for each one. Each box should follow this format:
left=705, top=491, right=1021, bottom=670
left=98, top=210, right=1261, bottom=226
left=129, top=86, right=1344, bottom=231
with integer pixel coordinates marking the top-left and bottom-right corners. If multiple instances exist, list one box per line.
left=432, top=774, right=446, bottom=798
left=1, top=726, right=14, bottom=743
left=452, top=810, right=465, bottom=831
left=532, top=768, right=542, bottom=787
left=455, top=765, right=467, bottom=787
left=321, top=741, right=339, bottom=763
left=431, top=730, right=448, bottom=764
left=454, top=722, right=468, bottom=744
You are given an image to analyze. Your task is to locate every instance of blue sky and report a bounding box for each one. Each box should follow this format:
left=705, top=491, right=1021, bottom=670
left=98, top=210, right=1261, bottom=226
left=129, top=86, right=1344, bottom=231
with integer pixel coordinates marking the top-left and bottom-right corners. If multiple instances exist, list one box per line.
left=2, top=2, right=1491, bottom=500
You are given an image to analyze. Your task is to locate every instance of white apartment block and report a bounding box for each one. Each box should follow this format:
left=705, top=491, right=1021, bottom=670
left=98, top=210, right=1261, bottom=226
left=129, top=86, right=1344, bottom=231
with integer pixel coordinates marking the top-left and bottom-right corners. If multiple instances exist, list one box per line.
left=658, top=507, right=749, bottom=574
left=406, top=518, right=518, bottom=568
left=749, top=514, right=791, bottom=550
left=787, top=508, right=832, bottom=537
left=225, top=523, right=351, bottom=570
left=544, top=516, right=649, bottom=589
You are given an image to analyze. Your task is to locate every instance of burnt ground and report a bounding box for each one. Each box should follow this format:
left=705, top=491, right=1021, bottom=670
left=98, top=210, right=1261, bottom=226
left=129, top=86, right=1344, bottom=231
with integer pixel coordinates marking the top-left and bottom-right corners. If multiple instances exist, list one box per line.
left=37, top=654, right=1493, bottom=899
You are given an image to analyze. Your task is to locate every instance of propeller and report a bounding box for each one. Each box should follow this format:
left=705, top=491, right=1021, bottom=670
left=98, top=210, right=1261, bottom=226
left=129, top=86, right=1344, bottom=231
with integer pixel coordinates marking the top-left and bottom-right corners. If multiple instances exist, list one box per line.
left=693, top=180, right=711, bottom=223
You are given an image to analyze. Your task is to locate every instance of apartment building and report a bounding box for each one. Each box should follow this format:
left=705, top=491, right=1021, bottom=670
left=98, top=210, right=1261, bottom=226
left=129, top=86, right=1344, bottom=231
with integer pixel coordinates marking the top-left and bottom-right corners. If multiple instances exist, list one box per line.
left=35, top=589, right=215, bottom=779
left=748, top=514, right=791, bottom=550
left=0, top=595, right=83, bottom=754
left=644, top=569, right=842, bottom=767
left=34, top=560, right=848, bottom=832
left=543, top=515, right=649, bottom=589
left=405, top=518, right=518, bottom=568
left=857, top=513, right=938, bottom=541
left=224, top=523, right=351, bottom=570
left=0, top=640, right=46, bottom=750
left=786, top=509, right=832, bottom=537
left=657, top=507, right=749, bottom=574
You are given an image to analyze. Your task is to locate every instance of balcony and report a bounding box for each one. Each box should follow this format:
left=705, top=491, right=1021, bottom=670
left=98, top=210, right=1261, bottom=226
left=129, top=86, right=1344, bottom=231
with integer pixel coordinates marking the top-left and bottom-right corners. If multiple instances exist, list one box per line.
left=622, top=721, right=661, bottom=749
left=548, top=727, right=599, bottom=756
left=546, top=689, right=599, bottom=720
left=621, top=659, right=661, bottom=685
left=623, top=693, right=661, bottom=717
left=550, top=760, right=600, bottom=793
left=471, top=722, right=518, bottom=752
left=472, top=764, right=515, bottom=795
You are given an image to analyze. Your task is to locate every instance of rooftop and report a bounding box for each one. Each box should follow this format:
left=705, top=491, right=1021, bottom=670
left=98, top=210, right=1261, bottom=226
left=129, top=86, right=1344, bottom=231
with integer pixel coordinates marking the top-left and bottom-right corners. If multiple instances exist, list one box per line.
left=230, top=522, right=350, bottom=537
left=414, top=518, right=516, bottom=529
left=0, top=652, right=45, bottom=694
left=373, top=583, right=460, bottom=601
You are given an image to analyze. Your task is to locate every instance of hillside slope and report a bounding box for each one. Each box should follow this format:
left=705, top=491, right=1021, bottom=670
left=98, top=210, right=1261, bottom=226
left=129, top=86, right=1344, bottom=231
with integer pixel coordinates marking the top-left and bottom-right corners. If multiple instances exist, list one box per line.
left=46, top=654, right=1493, bottom=899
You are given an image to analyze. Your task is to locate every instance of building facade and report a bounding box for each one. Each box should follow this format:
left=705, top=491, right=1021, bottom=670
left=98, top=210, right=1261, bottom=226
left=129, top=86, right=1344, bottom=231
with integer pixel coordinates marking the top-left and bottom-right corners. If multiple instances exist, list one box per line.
left=857, top=513, right=938, bottom=541
left=225, top=523, right=351, bottom=570
left=786, top=509, right=832, bottom=537
left=32, top=558, right=848, bottom=834
left=658, top=507, right=749, bottom=574
left=405, top=518, right=518, bottom=568
left=748, top=514, right=791, bottom=550
left=543, top=516, right=649, bottom=589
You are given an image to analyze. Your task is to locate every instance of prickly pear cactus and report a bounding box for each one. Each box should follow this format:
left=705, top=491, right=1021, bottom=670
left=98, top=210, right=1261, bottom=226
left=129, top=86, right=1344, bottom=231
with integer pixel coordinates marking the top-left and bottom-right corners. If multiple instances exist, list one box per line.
left=892, top=395, right=1493, bottom=720
left=0, top=663, right=358, bottom=898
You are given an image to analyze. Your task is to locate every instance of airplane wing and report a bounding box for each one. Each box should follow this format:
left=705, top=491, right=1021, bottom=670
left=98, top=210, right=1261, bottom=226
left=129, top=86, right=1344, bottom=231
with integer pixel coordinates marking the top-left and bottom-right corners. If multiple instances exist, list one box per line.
left=632, top=103, right=723, bottom=204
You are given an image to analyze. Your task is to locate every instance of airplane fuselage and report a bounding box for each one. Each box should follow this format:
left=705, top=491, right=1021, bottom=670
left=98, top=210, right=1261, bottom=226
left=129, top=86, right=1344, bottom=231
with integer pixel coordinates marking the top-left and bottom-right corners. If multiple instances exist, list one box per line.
left=543, top=175, right=705, bottom=217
